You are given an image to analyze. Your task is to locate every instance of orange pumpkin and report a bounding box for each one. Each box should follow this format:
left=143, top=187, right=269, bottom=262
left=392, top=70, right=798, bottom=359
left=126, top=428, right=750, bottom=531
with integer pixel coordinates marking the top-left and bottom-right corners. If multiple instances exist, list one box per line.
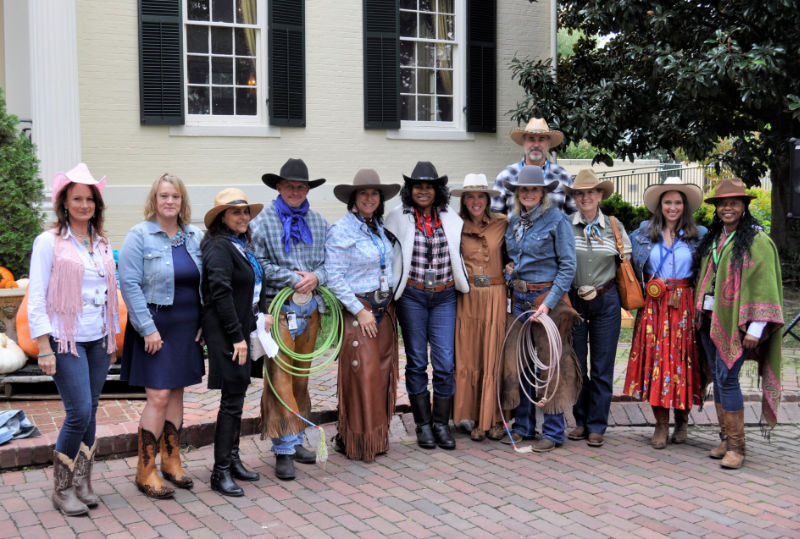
left=0, top=267, right=14, bottom=288
left=16, top=287, right=128, bottom=358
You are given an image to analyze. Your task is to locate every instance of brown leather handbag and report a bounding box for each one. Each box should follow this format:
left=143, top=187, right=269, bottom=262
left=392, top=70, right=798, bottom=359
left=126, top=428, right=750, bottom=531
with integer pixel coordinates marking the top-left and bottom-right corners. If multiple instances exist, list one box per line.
left=610, top=216, right=645, bottom=311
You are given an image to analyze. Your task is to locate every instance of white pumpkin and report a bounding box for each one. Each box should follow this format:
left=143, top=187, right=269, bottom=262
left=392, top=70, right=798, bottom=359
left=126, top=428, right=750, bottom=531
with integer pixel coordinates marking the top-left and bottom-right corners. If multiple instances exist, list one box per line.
left=0, top=333, right=27, bottom=374
left=15, top=278, right=29, bottom=289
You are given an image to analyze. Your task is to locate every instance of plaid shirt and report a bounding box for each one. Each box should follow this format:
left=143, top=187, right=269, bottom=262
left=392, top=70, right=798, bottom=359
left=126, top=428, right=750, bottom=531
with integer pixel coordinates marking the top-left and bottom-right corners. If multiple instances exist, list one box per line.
left=249, top=201, right=328, bottom=300
left=406, top=208, right=453, bottom=285
left=491, top=159, right=577, bottom=215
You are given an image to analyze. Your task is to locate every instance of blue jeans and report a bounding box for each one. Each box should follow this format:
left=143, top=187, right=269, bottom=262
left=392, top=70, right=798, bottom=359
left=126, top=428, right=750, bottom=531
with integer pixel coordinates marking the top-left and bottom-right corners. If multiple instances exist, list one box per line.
left=571, top=286, right=621, bottom=435
left=698, top=328, right=746, bottom=412
left=271, top=431, right=305, bottom=455
left=396, top=286, right=457, bottom=397
left=511, top=288, right=565, bottom=443
left=51, top=337, right=111, bottom=458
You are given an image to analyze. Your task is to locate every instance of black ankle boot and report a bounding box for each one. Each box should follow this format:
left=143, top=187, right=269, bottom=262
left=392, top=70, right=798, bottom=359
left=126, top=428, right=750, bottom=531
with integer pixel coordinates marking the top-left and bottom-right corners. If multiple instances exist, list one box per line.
left=231, top=420, right=259, bottom=481
left=409, top=391, right=435, bottom=449
left=432, top=394, right=455, bottom=450
left=210, top=466, right=244, bottom=497
left=275, top=454, right=295, bottom=481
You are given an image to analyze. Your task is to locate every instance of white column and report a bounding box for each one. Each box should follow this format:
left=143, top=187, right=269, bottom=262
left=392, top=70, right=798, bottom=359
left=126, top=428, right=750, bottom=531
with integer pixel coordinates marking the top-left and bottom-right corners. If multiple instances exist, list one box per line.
left=28, top=0, right=81, bottom=192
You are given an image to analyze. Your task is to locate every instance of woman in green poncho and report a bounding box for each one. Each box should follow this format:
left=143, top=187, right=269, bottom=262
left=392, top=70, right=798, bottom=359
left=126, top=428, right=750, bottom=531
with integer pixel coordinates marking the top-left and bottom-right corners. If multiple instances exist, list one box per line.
left=694, top=178, right=784, bottom=470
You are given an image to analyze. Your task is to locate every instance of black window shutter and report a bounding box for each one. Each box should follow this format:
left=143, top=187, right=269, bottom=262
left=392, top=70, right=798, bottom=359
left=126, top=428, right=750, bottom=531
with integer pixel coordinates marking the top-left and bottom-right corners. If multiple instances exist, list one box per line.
left=270, top=0, right=305, bottom=127
left=138, top=0, right=184, bottom=125
left=466, top=0, right=496, bottom=133
left=363, top=0, right=399, bottom=129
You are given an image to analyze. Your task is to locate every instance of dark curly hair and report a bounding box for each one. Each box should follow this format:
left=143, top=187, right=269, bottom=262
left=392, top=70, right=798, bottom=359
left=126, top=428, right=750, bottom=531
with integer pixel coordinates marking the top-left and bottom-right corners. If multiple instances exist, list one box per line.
left=346, top=190, right=386, bottom=220
left=399, top=181, right=451, bottom=212
left=693, top=198, right=761, bottom=273
left=200, top=209, right=252, bottom=249
left=646, top=190, right=700, bottom=243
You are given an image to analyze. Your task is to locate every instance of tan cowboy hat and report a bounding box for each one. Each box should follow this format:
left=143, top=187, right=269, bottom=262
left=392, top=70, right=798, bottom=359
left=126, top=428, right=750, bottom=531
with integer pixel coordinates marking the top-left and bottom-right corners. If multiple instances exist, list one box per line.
left=204, top=187, right=264, bottom=228
left=562, top=169, right=614, bottom=200
left=704, top=178, right=756, bottom=204
left=642, top=177, right=703, bottom=214
left=262, top=158, right=326, bottom=190
left=510, top=118, right=564, bottom=147
left=503, top=165, right=559, bottom=192
left=450, top=173, right=501, bottom=198
left=333, top=168, right=401, bottom=203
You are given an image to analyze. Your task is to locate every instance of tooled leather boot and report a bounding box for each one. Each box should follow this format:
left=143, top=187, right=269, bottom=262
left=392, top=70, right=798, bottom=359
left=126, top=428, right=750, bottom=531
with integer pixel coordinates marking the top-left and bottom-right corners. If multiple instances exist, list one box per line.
left=73, top=441, right=99, bottom=508
left=671, top=408, right=689, bottom=444
left=709, top=402, right=728, bottom=459
left=720, top=409, right=745, bottom=469
left=52, top=450, right=89, bottom=516
left=651, top=406, right=669, bottom=449
left=136, top=427, right=174, bottom=499
left=161, top=421, right=193, bottom=489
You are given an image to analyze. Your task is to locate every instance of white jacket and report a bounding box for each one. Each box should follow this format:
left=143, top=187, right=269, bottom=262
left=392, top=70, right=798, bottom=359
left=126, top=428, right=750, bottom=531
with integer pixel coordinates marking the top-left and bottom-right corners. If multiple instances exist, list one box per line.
left=384, top=205, right=470, bottom=300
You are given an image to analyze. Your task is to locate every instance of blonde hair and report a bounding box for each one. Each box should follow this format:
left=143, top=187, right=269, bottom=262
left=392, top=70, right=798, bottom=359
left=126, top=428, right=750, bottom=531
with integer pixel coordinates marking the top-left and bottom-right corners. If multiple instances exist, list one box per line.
left=513, top=187, right=551, bottom=216
left=144, top=173, right=191, bottom=225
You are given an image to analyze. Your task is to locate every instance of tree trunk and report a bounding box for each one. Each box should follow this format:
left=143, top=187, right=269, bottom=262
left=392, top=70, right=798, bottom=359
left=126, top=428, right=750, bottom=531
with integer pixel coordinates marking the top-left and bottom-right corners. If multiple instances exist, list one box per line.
left=770, top=154, right=800, bottom=284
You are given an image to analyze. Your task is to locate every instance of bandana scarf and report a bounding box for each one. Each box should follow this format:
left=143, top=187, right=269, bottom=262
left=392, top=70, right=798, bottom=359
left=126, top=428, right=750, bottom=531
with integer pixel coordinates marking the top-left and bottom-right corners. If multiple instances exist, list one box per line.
left=513, top=203, right=546, bottom=242
left=229, top=235, right=263, bottom=283
left=583, top=215, right=602, bottom=243
left=274, top=195, right=313, bottom=256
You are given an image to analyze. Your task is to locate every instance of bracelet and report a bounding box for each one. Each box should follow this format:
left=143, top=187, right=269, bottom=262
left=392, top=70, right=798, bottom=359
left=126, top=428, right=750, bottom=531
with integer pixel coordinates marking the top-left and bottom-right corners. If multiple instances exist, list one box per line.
left=38, top=352, right=55, bottom=357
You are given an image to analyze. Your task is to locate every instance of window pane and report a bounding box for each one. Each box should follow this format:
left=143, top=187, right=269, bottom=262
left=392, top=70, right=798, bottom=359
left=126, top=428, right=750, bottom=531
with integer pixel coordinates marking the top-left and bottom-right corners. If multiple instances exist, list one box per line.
left=417, top=95, right=433, bottom=121
left=438, top=14, right=454, bottom=40
left=236, top=87, right=257, bottom=115
left=211, top=57, right=233, bottom=84
left=437, top=0, right=454, bottom=14
left=399, top=0, right=416, bottom=9
left=419, top=13, right=434, bottom=39
left=400, top=67, right=415, bottom=93
left=401, top=95, right=415, bottom=121
left=400, top=40, right=415, bottom=67
left=186, top=25, right=208, bottom=53
left=236, top=58, right=257, bottom=85
left=236, top=0, right=256, bottom=24
left=211, top=27, right=233, bottom=55
left=417, top=42, right=434, bottom=67
left=212, top=87, right=234, bottom=114
left=417, top=68, right=434, bottom=94
left=188, top=0, right=209, bottom=21
left=436, top=69, right=453, bottom=95
left=212, top=0, right=234, bottom=22
left=188, top=86, right=210, bottom=114
left=235, top=28, right=256, bottom=56
left=436, top=96, right=453, bottom=121
left=435, top=44, right=452, bottom=68
left=399, top=11, right=416, bottom=38
left=419, top=0, right=433, bottom=12
left=187, top=55, right=209, bottom=84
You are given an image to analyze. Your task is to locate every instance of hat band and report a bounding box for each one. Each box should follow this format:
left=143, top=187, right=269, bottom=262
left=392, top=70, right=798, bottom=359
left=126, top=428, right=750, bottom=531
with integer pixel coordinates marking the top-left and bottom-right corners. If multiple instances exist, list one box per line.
left=409, top=176, right=438, bottom=181
left=462, top=185, right=489, bottom=190
left=222, top=199, right=248, bottom=205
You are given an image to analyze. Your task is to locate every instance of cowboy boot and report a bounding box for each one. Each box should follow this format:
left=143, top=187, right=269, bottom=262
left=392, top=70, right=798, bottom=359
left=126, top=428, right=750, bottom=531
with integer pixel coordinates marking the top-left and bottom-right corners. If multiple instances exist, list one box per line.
left=432, top=394, right=456, bottom=450
left=721, top=409, right=745, bottom=469
left=709, top=402, right=728, bottom=459
left=52, top=450, right=89, bottom=516
left=671, top=408, right=689, bottom=444
left=231, top=418, right=259, bottom=481
left=409, top=390, right=435, bottom=449
left=136, top=427, right=174, bottom=499
left=160, top=421, right=193, bottom=489
left=651, top=406, right=669, bottom=449
left=73, top=441, right=99, bottom=508
left=210, top=414, right=244, bottom=496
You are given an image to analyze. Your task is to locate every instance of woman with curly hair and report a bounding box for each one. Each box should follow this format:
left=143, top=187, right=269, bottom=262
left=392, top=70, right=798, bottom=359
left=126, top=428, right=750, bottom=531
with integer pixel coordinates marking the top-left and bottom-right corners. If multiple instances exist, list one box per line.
left=694, top=178, right=783, bottom=469
left=384, top=161, right=470, bottom=451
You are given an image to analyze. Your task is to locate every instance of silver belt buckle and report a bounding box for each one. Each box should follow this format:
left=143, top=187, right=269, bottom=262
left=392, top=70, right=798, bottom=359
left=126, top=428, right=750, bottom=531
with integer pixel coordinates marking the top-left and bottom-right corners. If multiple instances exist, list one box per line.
left=373, top=290, right=391, bottom=302
left=474, top=275, right=491, bottom=287
left=512, top=280, right=528, bottom=294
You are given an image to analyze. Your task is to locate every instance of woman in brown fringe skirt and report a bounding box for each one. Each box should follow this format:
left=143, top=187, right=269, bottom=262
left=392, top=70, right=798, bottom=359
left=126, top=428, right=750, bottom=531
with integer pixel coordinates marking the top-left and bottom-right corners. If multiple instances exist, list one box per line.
left=325, top=169, right=401, bottom=461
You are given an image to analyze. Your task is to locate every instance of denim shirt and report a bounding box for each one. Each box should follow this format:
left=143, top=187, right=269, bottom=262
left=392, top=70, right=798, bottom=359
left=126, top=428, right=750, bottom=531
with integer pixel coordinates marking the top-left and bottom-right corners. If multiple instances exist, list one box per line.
left=506, top=206, right=576, bottom=310
left=630, top=221, right=707, bottom=284
left=118, top=219, right=203, bottom=336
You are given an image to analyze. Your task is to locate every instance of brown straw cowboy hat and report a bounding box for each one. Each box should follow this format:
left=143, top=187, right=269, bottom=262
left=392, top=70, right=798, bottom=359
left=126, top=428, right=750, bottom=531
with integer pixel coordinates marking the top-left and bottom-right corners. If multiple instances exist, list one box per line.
left=333, top=168, right=401, bottom=203
left=562, top=169, right=614, bottom=200
left=704, top=178, right=756, bottom=204
left=204, top=187, right=264, bottom=228
left=261, top=158, right=326, bottom=190
left=509, top=118, right=564, bottom=147
left=450, top=173, right=501, bottom=198
left=642, top=177, right=703, bottom=214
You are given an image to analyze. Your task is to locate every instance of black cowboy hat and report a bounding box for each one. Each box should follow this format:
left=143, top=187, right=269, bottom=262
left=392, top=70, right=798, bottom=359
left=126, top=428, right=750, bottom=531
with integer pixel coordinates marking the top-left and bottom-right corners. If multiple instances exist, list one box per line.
left=402, top=161, right=448, bottom=186
left=261, top=158, right=326, bottom=190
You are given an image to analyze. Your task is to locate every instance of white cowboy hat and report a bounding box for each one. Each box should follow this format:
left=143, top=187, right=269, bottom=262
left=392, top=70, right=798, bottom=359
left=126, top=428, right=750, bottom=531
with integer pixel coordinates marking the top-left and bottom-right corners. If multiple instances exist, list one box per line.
left=450, top=173, right=501, bottom=198
left=642, top=177, right=703, bottom=214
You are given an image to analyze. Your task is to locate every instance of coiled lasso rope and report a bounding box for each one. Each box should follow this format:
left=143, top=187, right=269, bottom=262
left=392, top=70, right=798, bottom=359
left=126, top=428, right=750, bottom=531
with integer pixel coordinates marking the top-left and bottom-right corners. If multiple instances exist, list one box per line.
left=495, top=309, right=563, bottom=453
left=263, top=286, right=344, bottom=463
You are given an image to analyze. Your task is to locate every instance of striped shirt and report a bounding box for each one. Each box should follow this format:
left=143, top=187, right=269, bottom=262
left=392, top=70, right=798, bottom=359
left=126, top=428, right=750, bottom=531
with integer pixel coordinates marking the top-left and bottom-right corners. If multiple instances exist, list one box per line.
left=571, top=209, right=631, bottom=289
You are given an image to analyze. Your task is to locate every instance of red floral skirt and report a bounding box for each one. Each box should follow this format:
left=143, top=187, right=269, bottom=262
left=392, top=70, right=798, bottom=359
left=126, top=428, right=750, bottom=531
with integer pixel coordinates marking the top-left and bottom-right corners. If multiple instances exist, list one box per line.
left=624, top=279, right=702, bottom=410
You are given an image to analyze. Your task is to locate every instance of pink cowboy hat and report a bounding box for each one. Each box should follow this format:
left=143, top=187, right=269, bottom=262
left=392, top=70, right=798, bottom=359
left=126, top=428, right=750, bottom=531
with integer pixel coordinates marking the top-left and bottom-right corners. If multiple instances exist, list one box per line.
left=51, top=163, right=107, bottom=207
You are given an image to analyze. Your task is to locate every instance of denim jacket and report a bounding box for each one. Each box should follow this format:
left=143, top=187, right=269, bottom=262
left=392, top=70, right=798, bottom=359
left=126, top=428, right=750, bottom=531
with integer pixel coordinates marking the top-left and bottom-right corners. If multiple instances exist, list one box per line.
left=119, top=220, right=203, bottom=336
left=506, top=206, right=576, bottom=310
left=630, top=221, right=707, bottom=285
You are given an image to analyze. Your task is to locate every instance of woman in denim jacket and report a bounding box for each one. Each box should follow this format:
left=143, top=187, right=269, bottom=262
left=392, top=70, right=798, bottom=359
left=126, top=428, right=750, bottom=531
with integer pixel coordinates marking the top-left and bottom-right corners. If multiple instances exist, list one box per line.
left=119, top=174, right=204, bottom=499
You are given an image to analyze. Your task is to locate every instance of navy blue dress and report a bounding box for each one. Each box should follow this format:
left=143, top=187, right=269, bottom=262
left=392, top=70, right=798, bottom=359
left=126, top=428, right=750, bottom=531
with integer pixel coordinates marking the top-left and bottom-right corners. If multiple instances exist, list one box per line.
left=121, top=244, right=204, bottom=389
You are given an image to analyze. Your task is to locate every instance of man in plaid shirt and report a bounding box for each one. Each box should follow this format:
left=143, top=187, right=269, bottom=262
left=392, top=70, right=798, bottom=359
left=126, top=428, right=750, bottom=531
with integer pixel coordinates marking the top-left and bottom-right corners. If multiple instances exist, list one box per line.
left=250, top=158, right=328, bottom=482
left=491, top=118, right=577, bottom=215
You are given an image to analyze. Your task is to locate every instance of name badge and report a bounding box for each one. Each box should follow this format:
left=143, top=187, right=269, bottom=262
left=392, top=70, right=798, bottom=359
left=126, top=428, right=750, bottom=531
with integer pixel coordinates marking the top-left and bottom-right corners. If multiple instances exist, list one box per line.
left=93, top=289, right=105, bottom=306
left=380, top=274, right=390, bottom=293
left=703, top=294, right=715, bottom=311
left=286, top=311, right=298, bottom=331
left=424, top=269, right=436, bottom=289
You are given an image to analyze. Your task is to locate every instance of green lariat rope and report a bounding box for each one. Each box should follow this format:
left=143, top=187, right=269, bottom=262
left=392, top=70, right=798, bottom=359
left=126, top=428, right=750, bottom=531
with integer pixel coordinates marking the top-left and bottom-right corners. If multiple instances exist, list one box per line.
left=263, top=286, right=344, bottom=463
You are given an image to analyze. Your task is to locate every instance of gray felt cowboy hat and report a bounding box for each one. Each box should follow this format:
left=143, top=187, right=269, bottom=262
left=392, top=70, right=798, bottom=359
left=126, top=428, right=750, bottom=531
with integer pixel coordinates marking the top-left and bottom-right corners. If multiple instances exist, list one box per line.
left=509, top=118, right=564, bottom=147
left=261, top=158, right=326, bottom=190
left=562, top=169, right=615, bottom=200
left=333, top=168, right=401, bottom=203
left=642, top=177, right=703, bottom=214
left=450, top=173, right=501, bottom=198
left=402, top=161, right=448, bottom=185
left=503, top=165, right=559, bottom=192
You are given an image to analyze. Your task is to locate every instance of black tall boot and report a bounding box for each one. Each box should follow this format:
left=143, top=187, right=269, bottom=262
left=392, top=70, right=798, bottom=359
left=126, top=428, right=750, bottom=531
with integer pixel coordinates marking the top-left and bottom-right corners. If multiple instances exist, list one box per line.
left=409, top=391, right=436, bottom=449
left=231, top=419, right=259, bottom=481
left=432, top=394, right=456, bottom=450
left=210, top=414, right=244, bottom=497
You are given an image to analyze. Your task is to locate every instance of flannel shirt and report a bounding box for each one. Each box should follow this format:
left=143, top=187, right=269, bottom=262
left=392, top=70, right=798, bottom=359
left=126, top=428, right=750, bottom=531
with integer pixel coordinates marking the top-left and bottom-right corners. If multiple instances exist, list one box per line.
left=249, top=201, right=328, bottom=300
left=406, top=208, right=453, bottom=285
left=491, top=159, right=576, bottom=215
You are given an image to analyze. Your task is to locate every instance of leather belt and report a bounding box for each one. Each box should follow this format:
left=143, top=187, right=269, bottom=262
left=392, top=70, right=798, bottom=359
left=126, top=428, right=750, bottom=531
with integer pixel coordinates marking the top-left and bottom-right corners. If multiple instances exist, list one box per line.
left=407, top=279, right=455, bottom=293
left=595, top=279, right=616, bottom=297
left=472, top=275, right=504, bottom=288
left=511, top=280, right=553, bottom=293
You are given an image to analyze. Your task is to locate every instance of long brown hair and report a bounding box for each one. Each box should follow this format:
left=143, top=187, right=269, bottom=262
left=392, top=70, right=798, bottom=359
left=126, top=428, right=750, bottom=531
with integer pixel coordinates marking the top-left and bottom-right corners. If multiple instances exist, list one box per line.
left=54, top=183, right=106, bottom=239
left=458, top=191, right=492, bottom=221
left=647, top=190, right=699, bottom=242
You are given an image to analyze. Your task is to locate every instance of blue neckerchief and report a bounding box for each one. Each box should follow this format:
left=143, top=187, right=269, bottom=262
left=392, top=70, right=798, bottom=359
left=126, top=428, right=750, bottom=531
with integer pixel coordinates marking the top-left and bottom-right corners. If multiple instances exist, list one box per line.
left=229, top=235, right=263, bottom=283
left=518, top=159, right=550, bottom=175
left=583, top=215, right=602, bottom=243
left=274, top=195, right=313, bottom=256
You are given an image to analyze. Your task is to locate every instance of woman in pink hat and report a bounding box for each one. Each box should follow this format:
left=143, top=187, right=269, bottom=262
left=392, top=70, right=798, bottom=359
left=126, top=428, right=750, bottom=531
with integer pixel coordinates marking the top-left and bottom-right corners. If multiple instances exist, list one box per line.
left=27, top=163, right=120, bottom=516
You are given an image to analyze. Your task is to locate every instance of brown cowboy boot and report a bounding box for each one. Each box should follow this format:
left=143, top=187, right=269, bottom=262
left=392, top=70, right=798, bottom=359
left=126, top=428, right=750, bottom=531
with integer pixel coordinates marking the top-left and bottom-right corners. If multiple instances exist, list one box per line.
left=136, top=427, right=174, bottom=499
left=721, top=409, right=745, bottom=469
left=73, top=441, right=99, bottom=508
left=651, top=406, right=669, bottom=449
left=160, top=421, right=193, bottom=489
left=671, top=408, right=689, bottom=444
left=52, top=450, right=89, bottom=516
left=709, top=402, right=727, bottom=459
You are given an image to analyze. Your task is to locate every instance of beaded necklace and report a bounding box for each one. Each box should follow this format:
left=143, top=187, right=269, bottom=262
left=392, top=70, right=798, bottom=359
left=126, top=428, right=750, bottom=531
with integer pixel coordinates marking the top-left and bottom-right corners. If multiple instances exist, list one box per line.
left=170, top=230, right=186, bottom=247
